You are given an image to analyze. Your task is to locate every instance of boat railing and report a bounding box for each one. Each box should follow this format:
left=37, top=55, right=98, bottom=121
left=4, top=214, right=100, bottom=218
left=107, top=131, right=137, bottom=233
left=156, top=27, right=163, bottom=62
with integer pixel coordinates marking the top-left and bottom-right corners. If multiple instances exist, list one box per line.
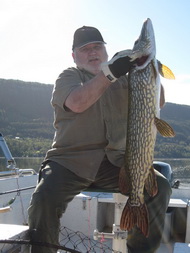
left=0, top=168, right=37, bottom=178
left=18, top=168, right=37, bottom=176
left=0, top=133, right=38, bottom=178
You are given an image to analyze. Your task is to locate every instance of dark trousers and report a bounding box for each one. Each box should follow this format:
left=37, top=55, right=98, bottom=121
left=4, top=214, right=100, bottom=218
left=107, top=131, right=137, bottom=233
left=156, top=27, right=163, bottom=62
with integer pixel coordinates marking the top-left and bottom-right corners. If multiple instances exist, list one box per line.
left=28, top=157, right=171, bottom=253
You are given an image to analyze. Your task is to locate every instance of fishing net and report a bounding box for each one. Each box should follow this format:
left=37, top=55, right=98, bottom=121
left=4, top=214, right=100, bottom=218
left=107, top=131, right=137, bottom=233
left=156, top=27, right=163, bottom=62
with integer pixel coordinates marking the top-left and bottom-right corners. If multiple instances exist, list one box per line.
left=0, top=226, right=115, bottom=253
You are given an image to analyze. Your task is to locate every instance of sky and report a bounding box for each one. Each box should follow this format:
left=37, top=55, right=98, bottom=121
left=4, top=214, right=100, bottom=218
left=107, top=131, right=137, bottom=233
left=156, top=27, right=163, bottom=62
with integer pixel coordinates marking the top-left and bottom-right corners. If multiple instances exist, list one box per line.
left=0, top=0, right=190, bottom=106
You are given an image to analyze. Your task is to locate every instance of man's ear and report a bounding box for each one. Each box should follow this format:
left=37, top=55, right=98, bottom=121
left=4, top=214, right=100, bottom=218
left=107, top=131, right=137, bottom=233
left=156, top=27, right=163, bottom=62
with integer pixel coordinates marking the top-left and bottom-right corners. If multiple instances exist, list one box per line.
left=72, top=52, right=76, bottom=63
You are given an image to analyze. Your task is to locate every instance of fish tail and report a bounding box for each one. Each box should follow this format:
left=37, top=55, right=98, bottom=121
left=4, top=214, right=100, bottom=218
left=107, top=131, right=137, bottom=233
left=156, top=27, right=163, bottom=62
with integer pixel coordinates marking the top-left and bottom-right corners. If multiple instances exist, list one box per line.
left=120, top=201, right=149, bottom=237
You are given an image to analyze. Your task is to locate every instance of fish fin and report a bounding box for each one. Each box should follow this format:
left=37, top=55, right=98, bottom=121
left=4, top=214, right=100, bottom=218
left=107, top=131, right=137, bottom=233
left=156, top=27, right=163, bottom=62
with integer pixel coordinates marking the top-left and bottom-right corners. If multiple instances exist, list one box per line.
left=145, top=165, right=158, bottom=197
left=155, top=117, right=175, bottom=137
left=120, top=201, right=149, bottom=237
left=157, top=60, right=175, bottom=79
left=119, top=166, right=130, bottom=194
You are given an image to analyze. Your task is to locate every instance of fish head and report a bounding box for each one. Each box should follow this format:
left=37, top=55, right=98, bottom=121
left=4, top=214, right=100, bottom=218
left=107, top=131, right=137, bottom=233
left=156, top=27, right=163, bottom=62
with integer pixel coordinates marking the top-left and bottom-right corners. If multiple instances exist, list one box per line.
left=132, top=18, right=156, bottom=69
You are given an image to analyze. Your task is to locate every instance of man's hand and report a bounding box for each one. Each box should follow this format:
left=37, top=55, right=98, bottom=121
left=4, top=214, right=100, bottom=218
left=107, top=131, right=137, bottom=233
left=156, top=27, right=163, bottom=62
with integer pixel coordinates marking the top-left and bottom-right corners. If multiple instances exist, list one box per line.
left=101, top=49, right=135, bottom=82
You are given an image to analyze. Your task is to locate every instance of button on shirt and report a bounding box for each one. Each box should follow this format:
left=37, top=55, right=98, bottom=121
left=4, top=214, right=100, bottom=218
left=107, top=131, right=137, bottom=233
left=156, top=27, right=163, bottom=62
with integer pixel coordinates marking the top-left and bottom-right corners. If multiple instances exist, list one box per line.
left=45, top=67, right=129, bottom=180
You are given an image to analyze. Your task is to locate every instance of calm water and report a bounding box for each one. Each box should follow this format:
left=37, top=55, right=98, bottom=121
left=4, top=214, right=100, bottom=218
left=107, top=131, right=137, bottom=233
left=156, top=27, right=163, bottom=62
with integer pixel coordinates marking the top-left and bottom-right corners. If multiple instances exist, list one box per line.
left=0, top=157, right=190, bottom=185
left=0, top=157, right=44, bottom=172
left=158, top=158, right=190, bottom=185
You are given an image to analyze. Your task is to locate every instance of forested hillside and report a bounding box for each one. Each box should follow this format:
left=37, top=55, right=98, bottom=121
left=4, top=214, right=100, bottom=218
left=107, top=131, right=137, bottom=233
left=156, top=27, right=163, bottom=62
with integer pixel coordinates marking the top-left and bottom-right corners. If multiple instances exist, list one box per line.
left=156, top=103, right=190, bottom=158
left=0, top=78, right=190, bottom=158
left=0, top=78, right=54, bottom=138
left=0, top=79, right=54, bottom=156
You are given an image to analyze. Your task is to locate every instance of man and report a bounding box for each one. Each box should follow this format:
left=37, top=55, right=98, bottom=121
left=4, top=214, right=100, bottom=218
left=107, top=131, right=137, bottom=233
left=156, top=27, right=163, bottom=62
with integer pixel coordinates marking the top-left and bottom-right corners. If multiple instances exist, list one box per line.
left=28, top=26, right=171, bottom=253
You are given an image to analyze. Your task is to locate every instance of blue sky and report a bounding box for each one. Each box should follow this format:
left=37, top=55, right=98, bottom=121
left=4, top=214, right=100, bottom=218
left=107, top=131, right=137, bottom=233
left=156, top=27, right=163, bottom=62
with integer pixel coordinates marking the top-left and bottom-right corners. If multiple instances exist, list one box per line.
left=0, top=0, right=190, bottom=105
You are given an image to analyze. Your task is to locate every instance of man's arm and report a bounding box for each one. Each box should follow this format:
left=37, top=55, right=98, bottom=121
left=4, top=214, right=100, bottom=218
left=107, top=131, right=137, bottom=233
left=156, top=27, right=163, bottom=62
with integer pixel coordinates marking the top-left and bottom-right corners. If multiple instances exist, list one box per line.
left=65, top=50, right=134, bottom=113
left=64, top=71, right=111, bottom=113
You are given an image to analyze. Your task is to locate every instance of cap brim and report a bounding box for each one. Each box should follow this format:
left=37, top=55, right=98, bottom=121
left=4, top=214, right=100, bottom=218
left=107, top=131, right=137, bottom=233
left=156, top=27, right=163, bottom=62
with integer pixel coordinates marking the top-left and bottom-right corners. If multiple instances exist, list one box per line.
left=77, top=41, right=106, bottom=49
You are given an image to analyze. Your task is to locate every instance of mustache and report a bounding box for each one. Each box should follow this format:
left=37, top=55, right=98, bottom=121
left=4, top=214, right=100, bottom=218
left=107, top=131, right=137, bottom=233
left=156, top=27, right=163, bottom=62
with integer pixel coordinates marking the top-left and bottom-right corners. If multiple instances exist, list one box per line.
left=89, top=57, right=99, bottom=62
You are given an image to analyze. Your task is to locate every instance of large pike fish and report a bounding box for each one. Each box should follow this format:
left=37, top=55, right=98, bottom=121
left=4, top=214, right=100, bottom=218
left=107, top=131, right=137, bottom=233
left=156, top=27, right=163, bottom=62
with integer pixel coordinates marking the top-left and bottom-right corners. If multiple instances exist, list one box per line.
left=119, top=18, right=175, bottom=237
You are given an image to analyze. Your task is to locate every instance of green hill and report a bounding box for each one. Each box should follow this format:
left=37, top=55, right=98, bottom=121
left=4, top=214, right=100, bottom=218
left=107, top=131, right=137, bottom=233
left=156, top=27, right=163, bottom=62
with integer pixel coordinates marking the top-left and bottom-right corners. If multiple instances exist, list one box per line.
left=0, top=78, right=190, bottom=158
left=0, top=79, right=54, bottom=157
left=156, top=103, right=190, bottom=158
left=0, top=78, right=54, bottom=139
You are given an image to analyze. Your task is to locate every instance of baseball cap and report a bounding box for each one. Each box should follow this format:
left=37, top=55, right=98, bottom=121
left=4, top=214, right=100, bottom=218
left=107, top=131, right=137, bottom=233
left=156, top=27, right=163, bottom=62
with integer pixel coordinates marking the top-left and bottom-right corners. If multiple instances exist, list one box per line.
left=72, top=26, right=106, bottom=50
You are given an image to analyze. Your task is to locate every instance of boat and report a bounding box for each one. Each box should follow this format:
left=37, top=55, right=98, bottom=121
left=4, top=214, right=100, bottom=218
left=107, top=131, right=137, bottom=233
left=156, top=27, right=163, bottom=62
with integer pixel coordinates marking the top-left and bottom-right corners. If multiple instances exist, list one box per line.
left=0, top=133, right=190, bottom=253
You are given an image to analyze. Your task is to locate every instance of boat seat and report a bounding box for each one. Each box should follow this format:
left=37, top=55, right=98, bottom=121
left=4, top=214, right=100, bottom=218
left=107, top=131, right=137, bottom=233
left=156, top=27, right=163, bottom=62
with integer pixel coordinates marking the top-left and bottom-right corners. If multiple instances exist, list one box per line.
left=173, top=242, right=190, bottom=253
left=0, top=224, right=29, bottom=252
left=84, top=186, right=120, bottom=193
left=0, top=224, right=29, bottom=240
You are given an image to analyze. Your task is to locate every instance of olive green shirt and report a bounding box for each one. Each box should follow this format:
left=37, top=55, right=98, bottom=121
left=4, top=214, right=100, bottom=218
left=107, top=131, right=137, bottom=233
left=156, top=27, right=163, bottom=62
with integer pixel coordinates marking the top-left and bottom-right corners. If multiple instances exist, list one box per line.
left=45, top=67, right=128, bottom=180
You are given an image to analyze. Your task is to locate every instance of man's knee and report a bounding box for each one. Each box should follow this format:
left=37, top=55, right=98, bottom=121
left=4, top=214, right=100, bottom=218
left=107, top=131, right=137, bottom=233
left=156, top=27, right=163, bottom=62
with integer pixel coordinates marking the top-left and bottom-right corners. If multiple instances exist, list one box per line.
left=156, top=170, right=172, bottom=198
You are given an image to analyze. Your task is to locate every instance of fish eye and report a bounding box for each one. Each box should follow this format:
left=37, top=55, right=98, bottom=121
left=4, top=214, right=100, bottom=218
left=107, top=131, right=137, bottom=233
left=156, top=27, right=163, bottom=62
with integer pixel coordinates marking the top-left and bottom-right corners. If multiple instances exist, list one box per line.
left=134, top=39, right=139, bottom=45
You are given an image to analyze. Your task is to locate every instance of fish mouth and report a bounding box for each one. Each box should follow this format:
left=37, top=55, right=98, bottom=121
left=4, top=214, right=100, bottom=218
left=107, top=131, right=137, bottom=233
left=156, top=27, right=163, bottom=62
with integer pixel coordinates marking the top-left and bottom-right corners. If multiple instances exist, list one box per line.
left=132, top=18, right=155, bottom=69
left=135, top=55, right=149, bottom=66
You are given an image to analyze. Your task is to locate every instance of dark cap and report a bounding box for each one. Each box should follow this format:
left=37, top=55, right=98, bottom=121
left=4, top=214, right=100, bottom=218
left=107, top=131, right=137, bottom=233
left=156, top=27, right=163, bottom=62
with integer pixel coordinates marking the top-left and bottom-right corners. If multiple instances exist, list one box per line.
left=72, top=26, right=106, bottom=50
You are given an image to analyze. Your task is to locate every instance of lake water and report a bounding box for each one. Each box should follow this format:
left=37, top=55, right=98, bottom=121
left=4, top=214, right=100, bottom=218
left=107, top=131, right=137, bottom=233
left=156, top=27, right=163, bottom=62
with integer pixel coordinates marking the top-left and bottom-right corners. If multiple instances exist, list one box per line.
left=0, top=157, right=44, bottom=172
left=0, top=157, right=190, bottom=186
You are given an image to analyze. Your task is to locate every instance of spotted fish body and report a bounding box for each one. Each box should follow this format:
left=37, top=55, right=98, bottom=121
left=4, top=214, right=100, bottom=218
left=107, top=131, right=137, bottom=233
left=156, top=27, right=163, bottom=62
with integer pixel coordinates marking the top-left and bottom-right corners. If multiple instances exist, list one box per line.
left=119, top=18, right=175, bottom=237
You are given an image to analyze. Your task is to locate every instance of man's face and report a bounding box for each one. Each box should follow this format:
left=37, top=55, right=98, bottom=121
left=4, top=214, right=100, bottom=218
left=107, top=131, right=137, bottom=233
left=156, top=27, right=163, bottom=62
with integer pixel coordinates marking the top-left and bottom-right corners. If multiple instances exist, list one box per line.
left=72, top=43, right=108, bottom=75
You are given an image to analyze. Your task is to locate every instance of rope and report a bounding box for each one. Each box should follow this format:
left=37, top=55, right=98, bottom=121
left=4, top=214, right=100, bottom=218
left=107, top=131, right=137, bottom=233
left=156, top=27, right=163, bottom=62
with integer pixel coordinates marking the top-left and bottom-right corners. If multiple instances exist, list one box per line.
left=87, top=198, right=92, bottom=252
left=0, top=186, right=36, bottom=196
left=15, top=176, right=27, bottom=224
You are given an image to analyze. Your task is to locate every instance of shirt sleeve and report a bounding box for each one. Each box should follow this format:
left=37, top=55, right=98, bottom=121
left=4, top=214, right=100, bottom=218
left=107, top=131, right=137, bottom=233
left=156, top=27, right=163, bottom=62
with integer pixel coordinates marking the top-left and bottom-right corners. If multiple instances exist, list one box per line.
left=51, top=68, right=82, bottom=110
